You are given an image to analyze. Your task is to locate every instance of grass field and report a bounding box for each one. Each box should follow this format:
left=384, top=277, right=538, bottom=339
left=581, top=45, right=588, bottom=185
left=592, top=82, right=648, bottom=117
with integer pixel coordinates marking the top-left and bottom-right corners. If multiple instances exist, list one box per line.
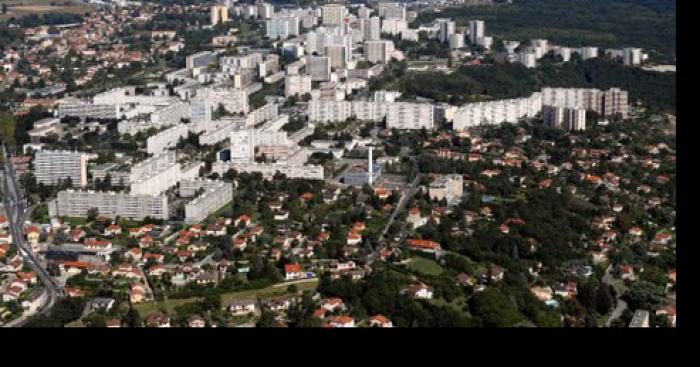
left=1, top=0, right=94, bottom=20
left=133, top=278, right=319, bottom=318
left=406, top=257, right=444, bottom=276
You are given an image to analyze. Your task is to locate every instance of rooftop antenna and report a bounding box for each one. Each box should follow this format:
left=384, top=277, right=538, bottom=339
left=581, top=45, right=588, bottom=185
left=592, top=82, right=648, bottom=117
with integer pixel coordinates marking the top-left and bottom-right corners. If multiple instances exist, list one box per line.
left=368, top=146, right=373, bottom=186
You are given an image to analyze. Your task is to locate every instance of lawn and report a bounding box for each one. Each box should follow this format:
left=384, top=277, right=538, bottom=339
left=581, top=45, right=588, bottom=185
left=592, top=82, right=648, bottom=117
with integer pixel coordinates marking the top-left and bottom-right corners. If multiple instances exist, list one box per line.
left=133, top=278, right=319, bottom=318
left=1, top=0, right=94, bottom=20
left=406, top=257, right=444, bottom=276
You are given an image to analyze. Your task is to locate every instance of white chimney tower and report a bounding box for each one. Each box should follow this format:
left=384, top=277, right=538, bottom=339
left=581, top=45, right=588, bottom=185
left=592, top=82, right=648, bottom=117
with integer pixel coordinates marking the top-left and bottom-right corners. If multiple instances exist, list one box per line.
left=368, top=146, right=373, bottom=186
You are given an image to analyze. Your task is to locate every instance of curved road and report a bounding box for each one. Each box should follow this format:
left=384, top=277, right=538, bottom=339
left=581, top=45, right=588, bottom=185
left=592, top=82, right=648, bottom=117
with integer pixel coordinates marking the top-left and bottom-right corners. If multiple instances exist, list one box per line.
left=603, top=264, right=628, bottom=327
left=1, top=145, right=64, bottom=327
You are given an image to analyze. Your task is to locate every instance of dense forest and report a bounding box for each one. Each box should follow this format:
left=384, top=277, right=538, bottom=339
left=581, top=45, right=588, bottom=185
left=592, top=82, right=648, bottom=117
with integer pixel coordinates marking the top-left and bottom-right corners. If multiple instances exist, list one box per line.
left=413, top=0, right=676, bottom=64
left=391, top=56, right=676, bottom=113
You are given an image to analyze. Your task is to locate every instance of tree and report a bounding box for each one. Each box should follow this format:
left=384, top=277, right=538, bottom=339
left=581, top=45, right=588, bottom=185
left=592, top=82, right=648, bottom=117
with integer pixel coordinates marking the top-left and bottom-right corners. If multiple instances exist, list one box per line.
left=87, top=207, right=99, bottom=222
left=0, top=111, right=17, bottom=151
left=124, top=307, right=143, bottom=327
left=257, top=309, right=277, bottom=327
left=468, top=288, right=524, bottom=327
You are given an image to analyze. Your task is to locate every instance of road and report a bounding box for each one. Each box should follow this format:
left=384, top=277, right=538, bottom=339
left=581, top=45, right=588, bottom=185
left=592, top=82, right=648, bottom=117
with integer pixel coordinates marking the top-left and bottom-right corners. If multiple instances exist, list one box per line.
left=367, top=170, right=423, bottom=265
left=1, top=145, right=64, bottom=327
left=603, top=264, right=628, bottom=327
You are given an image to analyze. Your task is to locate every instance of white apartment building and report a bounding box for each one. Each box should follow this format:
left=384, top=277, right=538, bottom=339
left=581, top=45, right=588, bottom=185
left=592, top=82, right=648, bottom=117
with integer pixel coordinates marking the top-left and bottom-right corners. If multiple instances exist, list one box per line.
left=439, top=19, right=456, bottom=43
left=213, top=160, right=324, bottom=180
left=246, top=103, right=279, bottom=127
left=146, top=124, right=189, bottom=155
left=266, top=15, right=300, bottom=39
left=468, top=20, right=485, bottom=45
left=57, top=100, right=121, bottom=120
left=325, top=44, right=348, bottom=69
left=380, top=3, right=406, bottom=20
left=211, top=5, right=229, bottom=25
left=151, top=101, right=190, bottom=126
left=285, top=74, right=312, bottom=97
left=543, top=106, right=587, bottom=131
left=199, top=117, right=247, bottom=146
left=449, top=33, right=465, bottom=50
left=518, top=52, right=537, bottom=68
left=429, top=174, right=464, bottom=204
left=364, top=40, right=395, bottom=64
left=129, top=152, right=181, bottom=196
left=181, top=179, right=233, bottom=223
left=452, top=92, right=543, bottom=130
left=49, top=190, right=169, bottom=220
left=34, top=150, right=89, bottom=187
left=386, top=103, right=435, bottom=130
left=574, top=46, right=599, bottom=60
left=381, top=18, right=408, bottom=36
left=308, top=99, right=353, bottom=123
left=322, top=4, right=347, bottom=26
left=308, top=55, right=331, bottom=81
left=200, top=86, right=249, bottom=114
left=623, top=47, right=643, bottom=66
left=365, top=16, right=381, bottom=41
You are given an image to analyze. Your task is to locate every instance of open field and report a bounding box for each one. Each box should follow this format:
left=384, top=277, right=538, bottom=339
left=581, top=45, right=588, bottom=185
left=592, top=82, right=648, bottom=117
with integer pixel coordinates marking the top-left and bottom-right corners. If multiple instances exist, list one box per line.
left=133, top=278, right=319, bottom=318
left=1, top=0, right=94, bottom=20
left=406, top=257, right=444, bottom=276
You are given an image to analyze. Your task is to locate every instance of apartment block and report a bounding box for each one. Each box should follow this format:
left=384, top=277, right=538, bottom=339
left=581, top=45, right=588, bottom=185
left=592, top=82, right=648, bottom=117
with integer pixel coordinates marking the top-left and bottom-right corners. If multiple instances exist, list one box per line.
left=49, top=190, right=169, bottom=220
left=34, top=150, right=89, bottom=187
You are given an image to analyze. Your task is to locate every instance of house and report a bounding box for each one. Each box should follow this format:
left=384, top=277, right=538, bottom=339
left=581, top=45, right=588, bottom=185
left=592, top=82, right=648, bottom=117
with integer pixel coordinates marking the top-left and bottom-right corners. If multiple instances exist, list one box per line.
left=369, top=315, right=393, bottom=328
left=285, top=263, right=303, bottom=280
left=347, top=233, right=362, bottom=245
left=620, top=265, right=636, bottom=281
left=139, top=235, right=157, bottom=248
left=274, top=210, right=289, bottom=221
left=104, top=224, right=122, bottom=236
left=313, top=308, right=327, bottom=319
left=227, top=299, right=257, bottom=316
left=146, top=313, right=171, bottom=328
left=25, top=226, right=40, bottom=244
left=234, top=214, right=252, bottom=227
left=629, top=227, right=644, bottom=237
left=406, top=239, right=441, bottom=253
left=407, top=208, right=428, bottom=229
left=195, top=271, right=218, bottom=285
left=327, top=315, right=355, bottom=328
left=106, top=318, right=121, bottom=328
left=530, top=286, right=553, bottom=302
left=125, top=247, right=142, bottom=262
left=652, top=233, right=673, bottom=246
left=321, top=297, right=345, bottom=312
left=84, top=239, right=112, bottom=250
left=69, top=228, right=86, bottom=242
left=188, top=315, right=206, bottom=328
left=553, top=282, right=578, bottom=299
left=112, top=264, right=142, bottom=279
left=21, top=289, right=47, bottom=314
left=146, top=264, right=167, bottom=277
left=629, top=310, right=650, bottom=328
left=90, top=297, right=116, bottom=312
left=455, top=273, right=473, bottom=287
left=143, top=252, right=165, bottom=263
left=205, top=224, right=227, bottom=236
left=17, top=271, right=37, bottom=284
left=402, top=284, right=434, bottom=300
left=129, top=283, right=146, bottom=303
left=374, top=187, right=391, bottom=200
left=64, top=287, right=85, bottom=297
left=489, top=265, right=505, bottom=282
left=655, top=305, right=676, bottom=327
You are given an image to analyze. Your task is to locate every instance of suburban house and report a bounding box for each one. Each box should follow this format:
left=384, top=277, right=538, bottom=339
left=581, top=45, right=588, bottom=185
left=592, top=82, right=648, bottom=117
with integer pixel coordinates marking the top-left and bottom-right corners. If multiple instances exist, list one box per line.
left=284, top=263, right=303, bottom=280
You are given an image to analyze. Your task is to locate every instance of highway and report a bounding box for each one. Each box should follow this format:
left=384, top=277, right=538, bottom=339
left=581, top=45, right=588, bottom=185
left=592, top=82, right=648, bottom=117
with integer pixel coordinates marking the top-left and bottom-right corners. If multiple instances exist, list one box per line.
left=1, top=144, right=64, bottom=327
